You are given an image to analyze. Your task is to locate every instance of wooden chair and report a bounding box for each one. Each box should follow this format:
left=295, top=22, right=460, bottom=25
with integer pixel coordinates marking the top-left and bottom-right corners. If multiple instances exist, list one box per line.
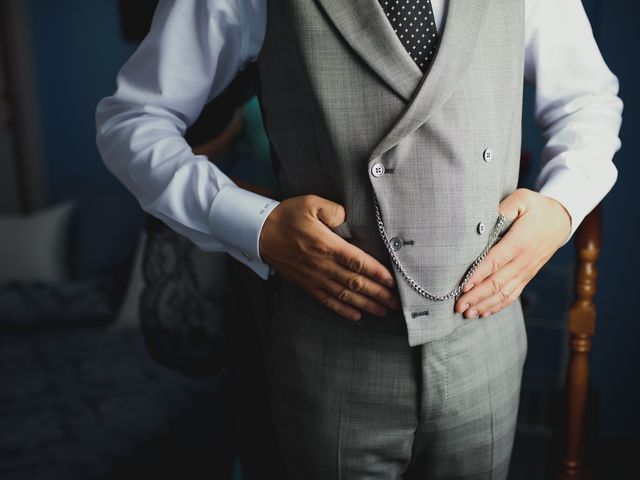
left=556, top=204, right=601, bottom=479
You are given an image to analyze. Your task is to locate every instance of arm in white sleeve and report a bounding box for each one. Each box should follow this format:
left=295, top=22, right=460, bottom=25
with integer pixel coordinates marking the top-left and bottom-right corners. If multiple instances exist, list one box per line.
left=524, top=0, right=623, bottom=246
left=95, top=0, right=278, bottom=279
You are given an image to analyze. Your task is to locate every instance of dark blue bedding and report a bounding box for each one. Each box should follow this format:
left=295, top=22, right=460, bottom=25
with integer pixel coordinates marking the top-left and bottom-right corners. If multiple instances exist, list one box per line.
left=0, top=328, right=234, bottom=480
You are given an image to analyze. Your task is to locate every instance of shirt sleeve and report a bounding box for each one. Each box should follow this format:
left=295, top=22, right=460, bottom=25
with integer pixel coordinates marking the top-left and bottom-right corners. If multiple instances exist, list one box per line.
left=524, top=0, right=623, bottom=246
left=95, top=0, right=278, bottom=279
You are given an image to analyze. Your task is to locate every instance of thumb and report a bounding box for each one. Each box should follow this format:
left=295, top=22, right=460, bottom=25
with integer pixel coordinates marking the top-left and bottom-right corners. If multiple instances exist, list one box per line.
left=498, top=188, right=529, bottom=223
left=315, top=198, right=346, bottom=228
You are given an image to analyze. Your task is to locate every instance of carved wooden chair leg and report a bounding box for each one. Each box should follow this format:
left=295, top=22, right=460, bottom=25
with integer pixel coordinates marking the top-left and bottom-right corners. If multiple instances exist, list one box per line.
left=557, top=204, right=601, bottom=480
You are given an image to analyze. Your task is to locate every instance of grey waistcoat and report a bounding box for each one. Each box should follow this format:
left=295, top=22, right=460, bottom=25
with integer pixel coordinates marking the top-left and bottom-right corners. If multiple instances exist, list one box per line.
left=255, top=0, right=525, bottom=346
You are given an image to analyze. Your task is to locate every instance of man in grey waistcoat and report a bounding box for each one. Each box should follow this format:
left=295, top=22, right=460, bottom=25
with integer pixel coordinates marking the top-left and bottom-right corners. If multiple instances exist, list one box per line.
left=96, top=0, right=623, bottom=477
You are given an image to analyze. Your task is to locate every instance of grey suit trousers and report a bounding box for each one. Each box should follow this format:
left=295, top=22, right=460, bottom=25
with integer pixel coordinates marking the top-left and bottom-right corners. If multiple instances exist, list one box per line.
left=267, top=282, right=528, bottom=479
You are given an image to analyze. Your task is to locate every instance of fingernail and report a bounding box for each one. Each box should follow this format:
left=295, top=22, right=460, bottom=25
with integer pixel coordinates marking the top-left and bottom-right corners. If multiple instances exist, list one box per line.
left=463, top=283, right=474, bottom=293
left=460, top=303, right=469, bottom=312
left=481, top=311, right=492, bottom=318
left=467, top=309, right=478, bottom=319
left=385, top=278, right=395, bottom=288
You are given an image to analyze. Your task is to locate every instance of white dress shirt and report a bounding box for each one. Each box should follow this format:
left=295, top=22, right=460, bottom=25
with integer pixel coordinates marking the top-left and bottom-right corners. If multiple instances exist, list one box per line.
left=96, top=0, right=623, bottom=280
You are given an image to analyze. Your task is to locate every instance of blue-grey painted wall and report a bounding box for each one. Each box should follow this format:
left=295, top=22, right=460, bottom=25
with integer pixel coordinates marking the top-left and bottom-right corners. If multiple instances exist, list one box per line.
left=582, top=0, right=640, bottom=439
left=26, top=0, right=136, bottom=203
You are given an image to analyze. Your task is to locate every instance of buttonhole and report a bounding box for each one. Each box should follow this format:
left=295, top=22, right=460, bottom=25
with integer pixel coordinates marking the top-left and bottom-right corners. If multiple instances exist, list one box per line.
left=385, top=168, right=395, bottom=174
left=402, top=240, right=414, bottom=246
left=411, top=310, right=429, bottom=318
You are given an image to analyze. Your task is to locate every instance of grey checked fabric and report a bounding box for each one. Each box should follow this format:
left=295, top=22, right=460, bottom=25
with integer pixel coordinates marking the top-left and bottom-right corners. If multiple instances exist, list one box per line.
left=267, top=282, right=528, bottom=479
left=256, top=0, right=525, bottom=346
left=378, top=0, right=440, bottom=72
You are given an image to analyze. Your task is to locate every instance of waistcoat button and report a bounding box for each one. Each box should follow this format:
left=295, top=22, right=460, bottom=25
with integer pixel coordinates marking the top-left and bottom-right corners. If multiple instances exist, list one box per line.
left=477, top=222, right=486, bottom=234
left=483, top=148, right=493, bottom=162
left=371, top=163, right=386, bottom=177
left=390, top=237, right=402, bottom=251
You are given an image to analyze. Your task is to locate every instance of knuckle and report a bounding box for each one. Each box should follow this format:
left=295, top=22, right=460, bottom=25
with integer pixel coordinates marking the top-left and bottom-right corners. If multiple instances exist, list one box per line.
left=517, top=188, right=533, bottom=201
left=515, top=240, right=529, bottom=255
left=314, top=259, right=332, bottom=275
left=489, top=276, right=503, bottom=294
left=497, top=287, right=521, bottom=309
left=511, top=243, right=525, bottom=256
left=348, top=256, right=365, bottom=273
left=373, top=288, right=387, bottom=303
left=498, top=287, right=510, bottom=302
left=337, top=288, right=352, bottom=303
left=347, top=275, right=366, bottom=293
left=489, top=256, right=502, bottom=273
left=306, top=239, right=331, bottom=257
left=319, top=295, right=335, bottom=310
left=300, top=194, right=320, bottom=212
left=302, top=194, right=319, bottom=206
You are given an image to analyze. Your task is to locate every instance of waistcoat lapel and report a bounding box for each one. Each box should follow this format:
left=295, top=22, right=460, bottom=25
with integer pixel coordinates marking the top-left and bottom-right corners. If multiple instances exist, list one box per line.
left=368, top=0, right=493, bottom=161
left=314, top=0, right=423, bottom=101
left=314, top=0, right=493, bottom=160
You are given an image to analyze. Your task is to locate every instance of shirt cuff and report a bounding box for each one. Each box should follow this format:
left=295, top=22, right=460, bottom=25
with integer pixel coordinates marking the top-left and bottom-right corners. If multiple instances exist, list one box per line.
left=227, top=247, right=273, bottom=280
left=208, top=185, right=280, bottom=279
left=536, top=169, right=591, bottom=248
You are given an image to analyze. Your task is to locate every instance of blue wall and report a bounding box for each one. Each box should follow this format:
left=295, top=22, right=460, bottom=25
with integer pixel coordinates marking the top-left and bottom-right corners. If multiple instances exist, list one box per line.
left=27, top=0, right=137, bottom=202
left=583, top=0, right=640, bottom=439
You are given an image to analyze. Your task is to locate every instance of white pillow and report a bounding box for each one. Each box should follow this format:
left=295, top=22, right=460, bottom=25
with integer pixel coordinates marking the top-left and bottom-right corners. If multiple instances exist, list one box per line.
left=0, top=201, right=75, bottom=282
left=110, top=232, right=146, bottom=331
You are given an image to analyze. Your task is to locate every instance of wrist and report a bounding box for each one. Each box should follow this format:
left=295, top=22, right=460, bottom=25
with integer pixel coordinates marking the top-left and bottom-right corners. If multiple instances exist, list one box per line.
left=543, top=194, right=572, bottom=244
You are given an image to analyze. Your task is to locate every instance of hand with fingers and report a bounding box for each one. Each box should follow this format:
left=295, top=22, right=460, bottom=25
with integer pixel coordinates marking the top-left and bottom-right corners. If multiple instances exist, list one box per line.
left=259, top=195, right=400, bottom=321
left=454, top=188, right=572, bottom=320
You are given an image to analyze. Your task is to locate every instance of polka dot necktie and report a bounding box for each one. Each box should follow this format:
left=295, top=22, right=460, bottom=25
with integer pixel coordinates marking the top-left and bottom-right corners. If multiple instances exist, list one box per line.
left=378, top=0, right=440, bottom=73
